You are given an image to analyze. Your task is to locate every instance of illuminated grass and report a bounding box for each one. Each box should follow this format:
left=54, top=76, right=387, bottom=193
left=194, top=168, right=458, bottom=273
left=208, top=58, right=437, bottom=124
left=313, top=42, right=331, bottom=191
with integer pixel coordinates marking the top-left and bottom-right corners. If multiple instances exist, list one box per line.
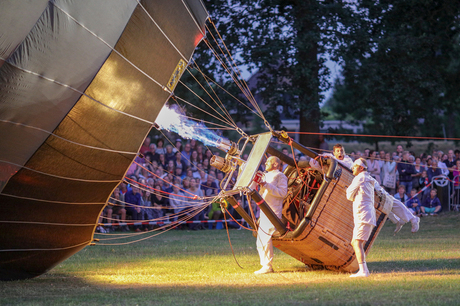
left=1, top=213, right=460, bottom=305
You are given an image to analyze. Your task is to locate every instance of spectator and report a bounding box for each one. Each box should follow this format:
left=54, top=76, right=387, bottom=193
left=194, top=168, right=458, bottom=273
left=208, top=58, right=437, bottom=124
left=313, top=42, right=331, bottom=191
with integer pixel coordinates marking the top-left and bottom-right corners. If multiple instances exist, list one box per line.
left=173, top=151, right=187, bottom=174
left=140, top=136, right=151, bottom=155
left=164, top=145, right=175, bottom=163
left=146, top=143, right=160, bottom=163
left=412, top=157, right=425, bottom=191
left=444, top=150, right=456, bottom=181
left=427, top=156, right=442, bottom=181
left=187, top=177, right=204, bottom=230
left=394, top=185, right=408, bottom=203
left=382, top=153, right=397, bottom=194
left=418, top=170, right=431, bottom=202
left=396, top=145, right=404, bottom=157
left=181, top=142, right=192, bottom=165
left=124, top=183, right=143, bottom=232
left=367, top=150, right=381, bottom=184
left=189, top=150, right=199, bottom=172
left=406, top=189, right=421, bottom=216
left=169, top=184, right=185, bottom=223
left=397, top=152, right=415, bottom=196
left=451, top=159, right=460, bottom=204
left=174, top=139, right=182, bottom=153
left=156, top=138, right=166, bottom=155
left=158, top=154, right=166, bottom=169
left=421, top=188, right=442, bottom=216
left=141, top=187, right=153, bottom=230
left=151, top=184, right=166, bottom=222
left=201, top=174, right=218, bottom=198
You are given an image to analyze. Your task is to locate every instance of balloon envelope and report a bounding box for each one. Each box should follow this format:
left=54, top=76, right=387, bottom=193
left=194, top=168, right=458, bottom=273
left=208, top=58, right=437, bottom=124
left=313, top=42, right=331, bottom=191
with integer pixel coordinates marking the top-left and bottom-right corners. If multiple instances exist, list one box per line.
left=0, top=0, right=208, bottom=281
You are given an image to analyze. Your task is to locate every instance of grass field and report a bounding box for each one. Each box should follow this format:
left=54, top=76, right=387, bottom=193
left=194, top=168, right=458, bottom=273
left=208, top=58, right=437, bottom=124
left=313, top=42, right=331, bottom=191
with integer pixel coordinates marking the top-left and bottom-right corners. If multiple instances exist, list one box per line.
left=1, top=213, right=460, bottom=305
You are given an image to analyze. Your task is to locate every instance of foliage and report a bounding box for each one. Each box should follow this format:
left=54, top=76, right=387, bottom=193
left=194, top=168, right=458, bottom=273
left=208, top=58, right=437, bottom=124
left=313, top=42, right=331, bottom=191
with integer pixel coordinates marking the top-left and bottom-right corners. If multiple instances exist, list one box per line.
left=175, top=1, right=358, bottom=147
left=329, top=0, right=460, bottom=142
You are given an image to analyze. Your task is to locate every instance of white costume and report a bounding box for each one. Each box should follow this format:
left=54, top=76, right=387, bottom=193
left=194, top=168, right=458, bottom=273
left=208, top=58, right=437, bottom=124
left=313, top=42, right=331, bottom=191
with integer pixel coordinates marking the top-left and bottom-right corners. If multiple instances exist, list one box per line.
left=346, top=171, right=376, bottom=228
left=373, top=179, right=419, bottom=232
left=256, top=169, right=288, bottom=270
left=309, top=153, right=354, bottom=171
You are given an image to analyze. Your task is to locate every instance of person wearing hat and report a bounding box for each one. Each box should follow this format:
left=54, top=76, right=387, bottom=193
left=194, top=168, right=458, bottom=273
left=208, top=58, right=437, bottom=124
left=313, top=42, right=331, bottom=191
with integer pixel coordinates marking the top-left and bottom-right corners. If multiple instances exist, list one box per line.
left=346, top=158, right=376, bottom=278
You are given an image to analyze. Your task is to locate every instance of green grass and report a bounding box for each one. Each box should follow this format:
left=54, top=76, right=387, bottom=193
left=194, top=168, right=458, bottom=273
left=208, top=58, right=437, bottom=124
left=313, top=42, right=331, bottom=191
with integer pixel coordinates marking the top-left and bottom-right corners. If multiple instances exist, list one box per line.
left=1, top=213, right=460, bottom=305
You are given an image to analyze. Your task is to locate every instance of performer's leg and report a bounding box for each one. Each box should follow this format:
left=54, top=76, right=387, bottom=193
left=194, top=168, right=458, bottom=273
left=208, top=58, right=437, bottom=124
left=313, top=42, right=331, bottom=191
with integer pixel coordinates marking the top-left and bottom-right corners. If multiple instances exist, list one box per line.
left=392, top=200, right=414, bottom=223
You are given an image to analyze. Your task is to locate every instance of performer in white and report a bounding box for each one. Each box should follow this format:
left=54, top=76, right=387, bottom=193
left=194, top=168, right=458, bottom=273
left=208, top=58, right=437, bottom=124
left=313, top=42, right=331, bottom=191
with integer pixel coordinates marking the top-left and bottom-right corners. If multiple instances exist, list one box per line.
left=310, top=143, right=353, bottom=170
left=346, top=158, right=376, bottom=278
left=311, top=143, right=420, bottom=234
left=253, top=156, right=288, bottom=274
left=373, top=180, right=420, bottom=234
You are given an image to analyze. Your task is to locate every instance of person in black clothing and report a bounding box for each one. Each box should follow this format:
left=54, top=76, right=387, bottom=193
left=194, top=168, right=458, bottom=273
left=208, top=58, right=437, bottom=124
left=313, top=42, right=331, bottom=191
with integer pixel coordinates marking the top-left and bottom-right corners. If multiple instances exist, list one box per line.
left=397, top=152, right=416, bottom=196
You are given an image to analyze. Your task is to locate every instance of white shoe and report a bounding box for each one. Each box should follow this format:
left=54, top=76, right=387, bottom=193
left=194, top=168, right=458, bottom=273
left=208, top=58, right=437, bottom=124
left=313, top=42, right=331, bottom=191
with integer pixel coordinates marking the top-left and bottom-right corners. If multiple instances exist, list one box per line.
left=349, top=270, right=370, bottom=278
left=411, top=216, right=420, bottom=233
left=254, top=267, right=274, bottom=274
left=394, top=221, right=404, bottom=235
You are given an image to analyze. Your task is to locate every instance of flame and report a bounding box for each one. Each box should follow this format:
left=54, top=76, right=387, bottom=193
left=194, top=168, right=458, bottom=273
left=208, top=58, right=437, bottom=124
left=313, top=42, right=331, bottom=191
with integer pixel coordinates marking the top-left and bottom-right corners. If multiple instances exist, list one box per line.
left=154, top=105, right=221, bottom=148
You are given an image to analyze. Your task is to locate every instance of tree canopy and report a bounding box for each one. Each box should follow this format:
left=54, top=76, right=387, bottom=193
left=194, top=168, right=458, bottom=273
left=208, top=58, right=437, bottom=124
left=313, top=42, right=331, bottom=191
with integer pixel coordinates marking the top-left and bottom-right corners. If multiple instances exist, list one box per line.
left=329, top=0, right=460, bottom=141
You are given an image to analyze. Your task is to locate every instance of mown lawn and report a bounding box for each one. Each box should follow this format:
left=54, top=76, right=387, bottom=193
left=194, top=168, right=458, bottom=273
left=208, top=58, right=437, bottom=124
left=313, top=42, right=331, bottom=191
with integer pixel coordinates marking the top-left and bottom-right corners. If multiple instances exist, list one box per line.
left=1, top=213, right=459, bottom=305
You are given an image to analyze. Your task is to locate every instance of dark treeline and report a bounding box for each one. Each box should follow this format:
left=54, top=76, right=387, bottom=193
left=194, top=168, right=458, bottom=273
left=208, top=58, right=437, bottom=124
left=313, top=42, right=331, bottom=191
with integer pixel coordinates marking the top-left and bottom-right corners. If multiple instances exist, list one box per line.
left=176, top=0, right=460, bottom=146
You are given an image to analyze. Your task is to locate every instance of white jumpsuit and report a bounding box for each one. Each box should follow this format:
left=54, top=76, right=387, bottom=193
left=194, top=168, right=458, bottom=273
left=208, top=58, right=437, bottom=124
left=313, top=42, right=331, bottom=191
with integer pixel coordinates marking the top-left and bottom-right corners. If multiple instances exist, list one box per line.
left=346, top=171, right=376, bottom=240
left=373, top=180, right=415, bottom=224
left=256, top=169, right=288, bottom=269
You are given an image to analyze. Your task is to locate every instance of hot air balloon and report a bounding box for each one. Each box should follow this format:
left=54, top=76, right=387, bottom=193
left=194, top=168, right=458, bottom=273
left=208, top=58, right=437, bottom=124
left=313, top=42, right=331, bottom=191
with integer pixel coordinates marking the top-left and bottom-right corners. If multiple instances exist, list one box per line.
left=0, top=0, right=208, bottom=281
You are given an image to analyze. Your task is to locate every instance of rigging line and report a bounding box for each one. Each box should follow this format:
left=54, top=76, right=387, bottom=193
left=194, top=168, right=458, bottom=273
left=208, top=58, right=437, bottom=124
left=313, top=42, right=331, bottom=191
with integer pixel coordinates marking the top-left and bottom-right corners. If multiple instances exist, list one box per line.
left=52, top=2, right=168, bottom=92
left=208, top=21, right=263, bottom=118
left=184, top=67, right=236, bottom=127
left=174, top=94, right=238, bottom=129
left=125, top=175, right=198, bottom=199
left=204, top=23, right=260, bottom=116
left=0, top=192, right=104, bottom=205
left=202, top=39, right=265, bottom=120
left=179, top=113, right=236, bottom=129
left=0, top=158, right=120, bottom=183
left=200, top=73, right=264, bottom=118
left=0, top=240, right=91, bottom=252
left=0, top=60, right=153, bottom=126
left=201, top=25, right=264, bottom=118
left=177, top=79, right=235, bottom=128
left=187, top=62, right=237, bottom=127
left=0, top=220, right=95, bottom=227
left=97, top=205, right=208, bottom=245
left=289, top=131, right=460, bottom=141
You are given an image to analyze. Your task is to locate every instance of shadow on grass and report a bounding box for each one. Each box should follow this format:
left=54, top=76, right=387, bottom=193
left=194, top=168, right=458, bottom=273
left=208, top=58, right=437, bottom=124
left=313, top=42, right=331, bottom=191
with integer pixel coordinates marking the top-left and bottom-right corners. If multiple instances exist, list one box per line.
left=369, top=258, right=460, bottom=274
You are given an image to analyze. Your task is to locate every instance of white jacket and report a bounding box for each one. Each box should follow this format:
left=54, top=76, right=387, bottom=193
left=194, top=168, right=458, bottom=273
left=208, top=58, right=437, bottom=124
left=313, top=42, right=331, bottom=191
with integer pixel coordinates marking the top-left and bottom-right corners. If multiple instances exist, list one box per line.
left=260, top=169, right=288, bottom=219
left=346, top=171, right=376, bottom=226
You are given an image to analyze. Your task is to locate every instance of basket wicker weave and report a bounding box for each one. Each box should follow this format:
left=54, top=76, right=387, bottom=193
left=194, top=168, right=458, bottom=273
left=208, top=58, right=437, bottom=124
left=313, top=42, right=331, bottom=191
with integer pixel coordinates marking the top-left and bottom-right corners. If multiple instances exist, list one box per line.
left=273, top=163, right=388, bottom=272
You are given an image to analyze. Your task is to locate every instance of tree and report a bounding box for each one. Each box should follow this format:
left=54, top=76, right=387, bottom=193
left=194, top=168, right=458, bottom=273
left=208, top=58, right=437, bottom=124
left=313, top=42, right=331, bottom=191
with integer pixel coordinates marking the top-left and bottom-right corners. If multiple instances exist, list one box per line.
left=330, top=0, right=460, bottom=140
left=176, top=0, right=354, bottom=148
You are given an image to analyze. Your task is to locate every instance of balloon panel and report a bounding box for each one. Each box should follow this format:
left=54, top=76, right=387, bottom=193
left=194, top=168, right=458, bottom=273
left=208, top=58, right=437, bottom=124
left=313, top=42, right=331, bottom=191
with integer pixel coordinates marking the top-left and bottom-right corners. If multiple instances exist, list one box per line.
left=0, top=0, right=208, bottom=280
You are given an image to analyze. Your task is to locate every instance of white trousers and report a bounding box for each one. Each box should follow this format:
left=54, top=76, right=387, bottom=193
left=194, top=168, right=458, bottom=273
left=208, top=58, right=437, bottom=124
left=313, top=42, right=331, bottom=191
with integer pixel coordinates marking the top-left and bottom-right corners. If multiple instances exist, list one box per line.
left=256, top=212, right=276, bottom=268
left=388, top=200, right=415, bottom=224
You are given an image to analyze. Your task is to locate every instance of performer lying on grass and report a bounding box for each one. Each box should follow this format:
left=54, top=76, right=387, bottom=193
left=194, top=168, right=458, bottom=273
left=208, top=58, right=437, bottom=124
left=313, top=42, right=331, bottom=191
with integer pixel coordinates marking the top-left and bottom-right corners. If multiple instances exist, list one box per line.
left=346, top=158, right=375, bottom=278
left=311, top=143, right=419, bottom=235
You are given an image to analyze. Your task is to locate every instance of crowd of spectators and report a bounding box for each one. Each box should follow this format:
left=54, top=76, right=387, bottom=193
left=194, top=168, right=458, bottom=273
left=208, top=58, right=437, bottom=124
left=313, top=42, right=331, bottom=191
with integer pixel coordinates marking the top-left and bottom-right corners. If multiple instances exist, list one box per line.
left=98, top=136, right=240, bottom=232
left=347, top=146, right=460, bottom=216
left=98, top=135, right=460, bottom=232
